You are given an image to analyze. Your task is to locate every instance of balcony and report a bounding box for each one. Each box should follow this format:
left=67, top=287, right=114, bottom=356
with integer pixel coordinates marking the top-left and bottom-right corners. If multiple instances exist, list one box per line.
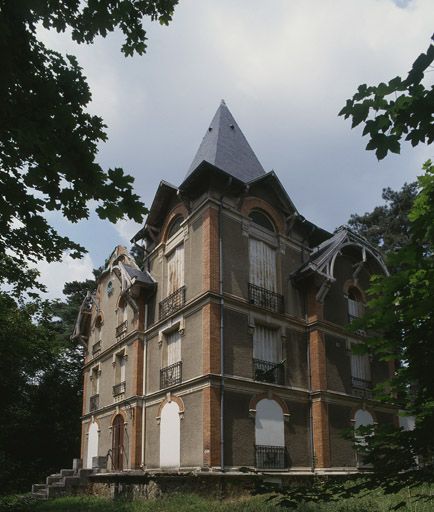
left=159, top=286, right=186, bottom=320
left=160, top=361, right=182, bottom=389
left=248, top=283, right=284, bottom=314
left=113, top=381, right=126, bottom=396
left=351, top=377, right=373, bottom=399
left=253, top=358, right=284, bottom=385
left=89, top=394, right=99, bottom=412
left=116, top=320, right=127, bottom=338
left=92, top=340, right=101, bottom=356
left=255, top=445, right=286, bottom=470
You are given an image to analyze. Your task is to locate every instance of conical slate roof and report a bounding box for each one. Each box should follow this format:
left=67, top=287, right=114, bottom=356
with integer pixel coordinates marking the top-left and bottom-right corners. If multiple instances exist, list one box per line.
left=186, top=100, right=265, bottom=182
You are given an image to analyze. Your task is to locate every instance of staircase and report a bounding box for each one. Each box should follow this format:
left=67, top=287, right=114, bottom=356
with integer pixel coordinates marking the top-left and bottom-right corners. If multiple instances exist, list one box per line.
left=31, top=466, right=94, bottom=499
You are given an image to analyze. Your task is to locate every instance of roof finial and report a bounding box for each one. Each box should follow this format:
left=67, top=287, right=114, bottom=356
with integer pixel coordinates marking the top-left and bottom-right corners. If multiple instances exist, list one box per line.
left=221, top=99, right=226, bottom=105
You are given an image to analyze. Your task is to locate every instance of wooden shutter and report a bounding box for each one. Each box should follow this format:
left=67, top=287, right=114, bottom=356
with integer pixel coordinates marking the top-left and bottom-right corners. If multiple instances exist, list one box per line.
left=348, top=298, right=365, bottom=319
left=253, top=325, right=281, bottom=363
left=166, top=330, right=181, bottom=366
left=167, top=244, right=184, bottom=295
left=351, top=351, right=371, bottom=381
left=249, top=239, right=277, bottom=291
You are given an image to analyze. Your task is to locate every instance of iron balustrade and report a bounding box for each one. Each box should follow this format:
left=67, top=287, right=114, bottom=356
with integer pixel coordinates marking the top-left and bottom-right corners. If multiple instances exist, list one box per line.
left=89, top=394, right=99, bottom=412
left=352, top=377, right=373, bottom=399
left=160, top=361, right=182, bottom=389
left=255, top=445, right=286, bottom=470
left=159, top=286, right=186, bottom=320
left=116, top=320, right=128, bottom=338
left=113, top=381, right=126, bottom=396
left=92, top=340, right=101, bottom=356
left=248, top=283, right=284, bottom=313
left=253, top=358, right=284, bottom=385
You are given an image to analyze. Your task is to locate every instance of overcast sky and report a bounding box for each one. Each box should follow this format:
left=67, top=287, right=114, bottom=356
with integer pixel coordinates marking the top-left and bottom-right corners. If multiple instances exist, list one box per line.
left=37, top=0, right=433, bottom=298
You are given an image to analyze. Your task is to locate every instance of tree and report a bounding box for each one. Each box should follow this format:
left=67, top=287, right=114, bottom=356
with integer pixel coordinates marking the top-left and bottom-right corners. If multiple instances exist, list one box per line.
left=348, top=181, right=418, bottom=254
left=350, top=162, right=434, bottom=473
left=0, top=274, right=99, bottom=493
left=339, top=35, right=434, bottom=160
left=0, top=1, right=179, bottom=295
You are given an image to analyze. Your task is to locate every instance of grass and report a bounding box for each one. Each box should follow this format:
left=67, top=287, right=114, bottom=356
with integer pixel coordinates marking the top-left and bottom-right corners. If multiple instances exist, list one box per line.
left=1, top=474, right=433, bottom=512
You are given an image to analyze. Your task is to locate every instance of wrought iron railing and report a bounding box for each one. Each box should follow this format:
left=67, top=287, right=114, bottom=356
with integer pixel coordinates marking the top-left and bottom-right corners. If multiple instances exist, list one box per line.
left=160, top=361, right=182, bottom=389
left=116, top=320, right=128, bottom=338
left=89, top=394, right=99, bottom=412
left=255, top=445, right=286, bottom=470
left=92, top=340, right=101, bottom=356
left=248, top=283, right=284, bottom=313
left=253, top=358, right=284, bottom=385
left=113, top=381, right=126, bottom=396
left=352, top=377, right=373, bottom=399
left=159, top=286, right=186, bottom=320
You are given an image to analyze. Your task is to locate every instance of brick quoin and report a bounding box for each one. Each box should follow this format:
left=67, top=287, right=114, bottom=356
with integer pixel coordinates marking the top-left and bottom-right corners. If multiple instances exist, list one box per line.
left=131, top=338, right=144, bottom=396
left=312, top=399, right=331, bottom=468
left=310, top=330, right=327, bottom=391
left=202, top=207, right=220, bottom=293
left=203, top=386, right=221, bottom=468
left=130, top=405, right=142, bottom=469
left=202, top=302, right=221, bottom=374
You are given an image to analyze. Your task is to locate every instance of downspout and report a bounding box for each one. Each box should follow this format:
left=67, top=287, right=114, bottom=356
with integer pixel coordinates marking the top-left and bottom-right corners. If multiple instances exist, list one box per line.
left=299, top=220, right=315, bottom=471
left=141, top=303, right=148, bottom=469
left=306, top=331, right=315, bottom=472
left=219, top=180, right=231, bottom=472
left=219, top=197, right=225, bottom=472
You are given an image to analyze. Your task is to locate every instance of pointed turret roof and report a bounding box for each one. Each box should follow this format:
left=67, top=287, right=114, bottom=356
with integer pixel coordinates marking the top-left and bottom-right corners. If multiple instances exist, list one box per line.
left=186, top=100, right=266, bottom=182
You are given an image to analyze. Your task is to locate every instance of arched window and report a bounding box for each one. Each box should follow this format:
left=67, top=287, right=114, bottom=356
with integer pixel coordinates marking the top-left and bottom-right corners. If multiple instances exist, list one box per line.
left=354, top=409, right=374, bottom=465
left=167, top=216, right=184, bottom=240
left=86, top=422, right=99, bottom=469
left=255, top=399, right=285, bottom=469
left=160, top=401, right=181, bottom=468
left=249, top=209, right=276, bottom=232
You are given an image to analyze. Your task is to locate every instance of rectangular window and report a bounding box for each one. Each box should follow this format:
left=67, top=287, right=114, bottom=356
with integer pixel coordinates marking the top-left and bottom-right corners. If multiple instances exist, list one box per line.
left=167, top=243, right=184, bottom=295
left=91, top=367, right=99, bottom=395
left=249, top=239, right=277, bottom=291
left=253, top=325, right=281, bottom=363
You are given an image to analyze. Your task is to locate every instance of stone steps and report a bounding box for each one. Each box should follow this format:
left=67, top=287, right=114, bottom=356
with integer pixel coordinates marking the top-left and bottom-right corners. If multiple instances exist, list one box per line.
left=31, top=460, right=93, bottom=499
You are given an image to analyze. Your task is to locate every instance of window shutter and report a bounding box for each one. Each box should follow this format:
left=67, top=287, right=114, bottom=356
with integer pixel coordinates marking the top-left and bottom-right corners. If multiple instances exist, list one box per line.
left=249, top=239, right=277, bottom=291
left=167, top=244, right=184, bottom=295
left=167, top=330, right=181, bottom=366
left=351, top=352, right=371, bottom=381
left=120, top=356, right=126, bottom=382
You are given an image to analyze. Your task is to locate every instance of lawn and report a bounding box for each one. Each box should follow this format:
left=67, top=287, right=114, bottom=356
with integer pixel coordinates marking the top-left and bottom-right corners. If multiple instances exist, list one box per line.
left=1, top=475, right=433, bottom=512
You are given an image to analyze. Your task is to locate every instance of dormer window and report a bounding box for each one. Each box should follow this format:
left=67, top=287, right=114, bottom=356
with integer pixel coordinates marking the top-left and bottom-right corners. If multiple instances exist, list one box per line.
left=249, top=209, right=275, bottom=232
left=167, top=215, right=184, bottom=240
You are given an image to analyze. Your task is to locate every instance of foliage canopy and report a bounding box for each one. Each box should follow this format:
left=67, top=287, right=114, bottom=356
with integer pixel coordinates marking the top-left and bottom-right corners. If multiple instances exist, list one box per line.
left=339, top=35, right=434, bottom=160
left=0, top=1, right=178, bottom=294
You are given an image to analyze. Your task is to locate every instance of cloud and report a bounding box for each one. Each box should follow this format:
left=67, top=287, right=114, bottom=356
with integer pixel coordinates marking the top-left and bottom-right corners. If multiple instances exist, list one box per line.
left=114, top=219, right=143, bottom=245
left=37, top=254, right=95, bottom=300
left=32, top=0, right=433, bottom=289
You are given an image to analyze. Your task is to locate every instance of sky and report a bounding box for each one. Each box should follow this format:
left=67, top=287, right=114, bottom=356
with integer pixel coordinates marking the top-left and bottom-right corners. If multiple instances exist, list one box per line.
left=36, top=0, right=433, bottom=298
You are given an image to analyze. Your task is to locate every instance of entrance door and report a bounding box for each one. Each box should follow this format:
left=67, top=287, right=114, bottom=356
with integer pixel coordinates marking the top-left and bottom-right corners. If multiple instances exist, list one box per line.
left=112, top=414, right=124, bottom=471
